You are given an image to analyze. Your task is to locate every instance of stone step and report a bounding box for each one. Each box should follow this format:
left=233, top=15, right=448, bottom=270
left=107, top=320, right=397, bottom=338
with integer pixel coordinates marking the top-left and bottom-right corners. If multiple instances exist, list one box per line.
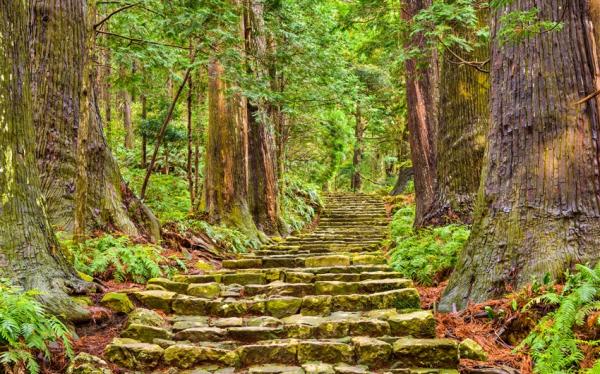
left=224, top=254, right=386, bottom=270
left=133, top=288, right=420, bottom=317
left=264, top=244, right=382, bottom=252
left=150, top=278, right=411, bottom=301
left=287, top=234, right=386, bottom=240
left=261, top=246, right=381, bottom=254
left=152, top=272, right=404, bottom=295
left=281, top=240, right=384, bottom=246
left=153, top=310, right=435, bottom=344
left=105, top=336, right=459, bottom=371
left=241, top=278, right=412, bottom=298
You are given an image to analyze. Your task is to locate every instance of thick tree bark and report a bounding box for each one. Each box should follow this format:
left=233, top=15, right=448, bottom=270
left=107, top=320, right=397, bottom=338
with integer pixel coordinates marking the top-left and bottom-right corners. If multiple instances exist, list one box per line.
left=30, top=0, right=160, bottom=241
left=431, top=32, right=489, bottom=224
left=201, top=57, right=257, bottom=236
left=0, top=0, right=91, bottom=320
left=244, top=0, right=281, bottom=234
left=351, top=102, right=365, bottom=191
left=441, top=0, right=600, bottom=310
left=403, top=0, right=440, bottom=228
left=391, top=167, right=414, bottom=196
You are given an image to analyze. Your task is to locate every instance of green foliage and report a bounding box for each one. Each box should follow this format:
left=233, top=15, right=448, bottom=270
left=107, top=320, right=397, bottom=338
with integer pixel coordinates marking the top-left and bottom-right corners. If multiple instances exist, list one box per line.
left=388, top=206, right=470, bottom=285
left=497, top=8, right=562, bottom=45
left=178, top=220, right=260, bottom=254
left=123, top=169, right=193, bottom=222
left=411, top=0, right=486, bottom=54
left=64, top=234, right=183, bottom=283
left=519, top=264, right=600, bottom=373
left=0, top=280, right=72, bottom=374
left=282, top=177, right=322, bottom=232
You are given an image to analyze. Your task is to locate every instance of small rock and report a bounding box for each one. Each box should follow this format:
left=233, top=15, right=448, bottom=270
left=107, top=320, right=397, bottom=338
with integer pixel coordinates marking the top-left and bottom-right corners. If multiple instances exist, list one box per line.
left=121, top=323, right=172, bottom=343
left=128, top=308, right=165, bottom=328
left=285, top=272, right=315, bottom=284
left=104, top=338, right=163, bottom=370
left=223, top=272, right=267, bottom=285
left=101, top=292, right=134, bottom=314
left=237, top=342, right=298, bottom=366
left=187, top=283, right=222, bottom=299
left=305, top=255, right=350, bottom=268
left=212, top=317, right=244, bottom=328
left=460, top=338, right=488, bottom=361
left=351, top=254, right=385, bottom=265
left=393, top=338, right=459, bottom=368
left=301, top=295, right=332, bottom=316
left=302, top=362, right=335, bottom=374
left=297, top=341, right=354, bottom=364
left=223, top=258, right=263, bottom=269
left=175, top=327, right=227, bottom=342
left=66, top=352, right=112, bottom=374
left=147, top=278, right=189, bottom=293
left=314, top=281, right=359, bottom=296
left=333, top=363, right=369, bottom=374
left=133, top=290, right=176, bottom=312
left=249, top=364, right=305, bottom=374
left=388, top=310, right=436, bottom=338
left=267, top=297, right=303, bottom=318
left=352, top=336, right=392, bottom=367
left=248, top=316, right=283, bottom=327
left=163, top=344, right=229, bottom=369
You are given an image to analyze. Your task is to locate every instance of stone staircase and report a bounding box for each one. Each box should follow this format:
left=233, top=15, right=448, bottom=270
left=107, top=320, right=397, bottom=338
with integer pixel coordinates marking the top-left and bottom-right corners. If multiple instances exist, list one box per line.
left=104, top=193, right=460, bottom=373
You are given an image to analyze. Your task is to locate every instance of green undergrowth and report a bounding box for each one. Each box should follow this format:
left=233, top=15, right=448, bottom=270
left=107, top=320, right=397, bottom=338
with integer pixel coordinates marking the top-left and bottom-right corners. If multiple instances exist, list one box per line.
left=121, top=162, right=321, bottom=253
left=388, top=204, right=470, bottom=285
left=61, top=234, right=185, bottom=283
left=519, top=264, right=600, bottom=373
left=0, top=280, right=72, bottom=374
left=281, top=178, right=322, bottom=233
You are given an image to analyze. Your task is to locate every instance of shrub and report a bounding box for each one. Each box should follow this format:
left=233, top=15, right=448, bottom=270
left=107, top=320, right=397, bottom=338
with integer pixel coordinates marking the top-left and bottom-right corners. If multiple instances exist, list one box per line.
left=282, top=178, right=322, bottom=233
left=180, top=220, right=261, bottom=254
left=388, top=206, right=470, bottom=285
left=65, top=234, right=183, bottom=283
left=0, top=280, right=72, bottom=374
left=519, top=264, right=600, bottom=373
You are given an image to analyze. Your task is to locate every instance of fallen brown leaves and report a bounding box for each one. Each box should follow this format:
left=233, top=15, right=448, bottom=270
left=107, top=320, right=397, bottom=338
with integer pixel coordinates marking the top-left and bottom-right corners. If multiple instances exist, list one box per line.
left=418, top=283, right=533, bottom=374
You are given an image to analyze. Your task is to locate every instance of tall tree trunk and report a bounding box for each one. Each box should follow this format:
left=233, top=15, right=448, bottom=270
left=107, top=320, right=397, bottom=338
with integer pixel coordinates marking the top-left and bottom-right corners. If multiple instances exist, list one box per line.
left=30, top=0, right=160, bottom=241
left=441, top=0, right=600, bottom=310
left=244, top=0, right=281, bottom=234
left=432, top=31, right=489, bottom=224
left=187, top=44, right=196, bottom=206
left=403, top=0, right=440, bottom=228
left=120, top=73, right=134, bottom=149
left=201, top=57, right=257, bottom=236
left=351, top=102, right=364, bottom=191
left=0, top=0, right=91, bottom=320
left=141, top=94, right=148, bottom=168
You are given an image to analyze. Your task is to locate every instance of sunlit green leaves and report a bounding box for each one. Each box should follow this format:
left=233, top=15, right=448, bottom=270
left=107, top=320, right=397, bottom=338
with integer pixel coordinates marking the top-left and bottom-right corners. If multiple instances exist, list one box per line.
left=497, top=8, right=563, bottom=45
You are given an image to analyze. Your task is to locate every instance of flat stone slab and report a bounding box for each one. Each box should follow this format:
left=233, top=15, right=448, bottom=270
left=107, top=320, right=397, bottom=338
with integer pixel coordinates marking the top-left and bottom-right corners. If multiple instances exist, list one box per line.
left=393, top=338, right=459, bottom=368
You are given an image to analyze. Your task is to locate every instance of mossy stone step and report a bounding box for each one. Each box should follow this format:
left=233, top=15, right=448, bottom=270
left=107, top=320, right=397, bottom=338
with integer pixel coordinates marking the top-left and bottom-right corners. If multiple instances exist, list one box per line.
left=105, top=336, right=458, bottom=370
left=155, top=288, right=419, bottom=318
left=156, top=309, right=435, bottom=339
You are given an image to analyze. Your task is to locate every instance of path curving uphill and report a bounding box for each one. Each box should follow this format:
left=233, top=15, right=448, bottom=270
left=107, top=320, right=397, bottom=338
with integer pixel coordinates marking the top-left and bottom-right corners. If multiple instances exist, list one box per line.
left=104, top=193, right=460, bottom=373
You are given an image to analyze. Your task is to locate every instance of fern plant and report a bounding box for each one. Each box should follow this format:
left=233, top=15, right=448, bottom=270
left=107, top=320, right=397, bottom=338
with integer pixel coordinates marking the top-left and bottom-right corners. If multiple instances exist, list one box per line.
left=388, top=206, right=470, bottom=285
left=519, top=264, right=600, bottom=373
left=66, top=234, right=179, bottom=283
left=0, top=280, right=72, bottom=374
